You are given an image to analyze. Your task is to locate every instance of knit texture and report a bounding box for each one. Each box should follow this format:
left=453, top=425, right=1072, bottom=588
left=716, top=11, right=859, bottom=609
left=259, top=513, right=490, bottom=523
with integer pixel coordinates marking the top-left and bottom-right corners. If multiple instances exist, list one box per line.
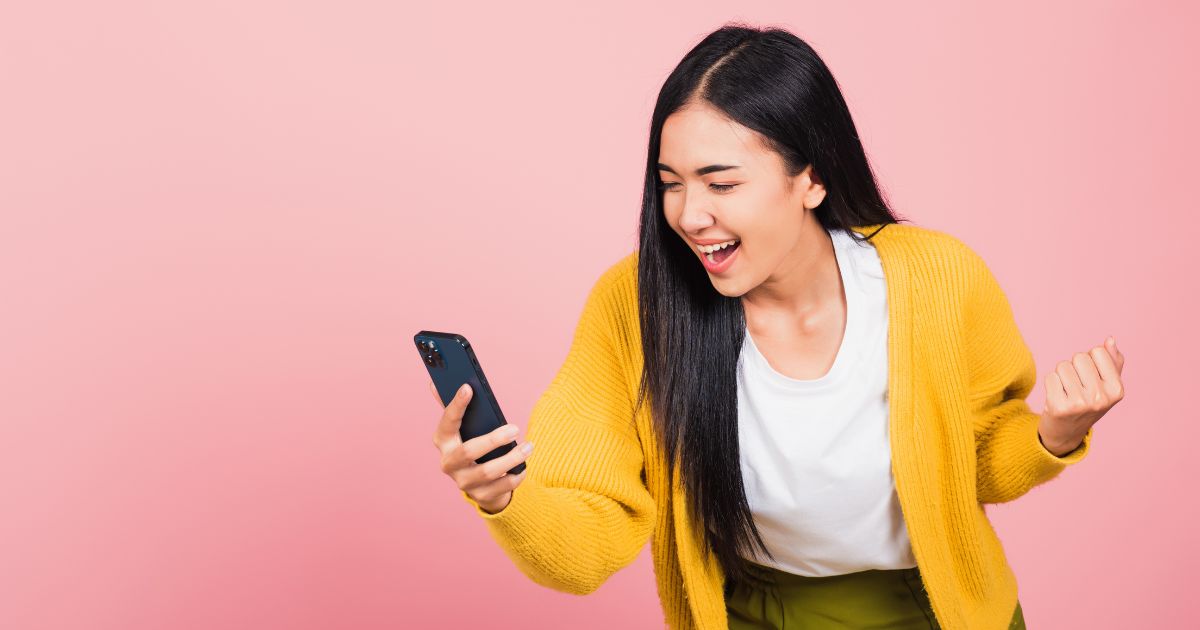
left=461, top=223, right=1093, bottom=629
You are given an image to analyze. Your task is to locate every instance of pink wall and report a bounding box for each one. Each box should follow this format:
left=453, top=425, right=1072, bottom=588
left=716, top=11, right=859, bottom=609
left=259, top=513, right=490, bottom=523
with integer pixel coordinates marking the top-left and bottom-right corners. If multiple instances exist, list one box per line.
left=1, top=2, right=1194, bottom=628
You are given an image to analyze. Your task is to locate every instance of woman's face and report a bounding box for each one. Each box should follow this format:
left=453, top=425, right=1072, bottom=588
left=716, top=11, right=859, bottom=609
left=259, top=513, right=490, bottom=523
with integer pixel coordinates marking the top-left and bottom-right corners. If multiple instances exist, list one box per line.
left=658, top=101, right=826, bottom=298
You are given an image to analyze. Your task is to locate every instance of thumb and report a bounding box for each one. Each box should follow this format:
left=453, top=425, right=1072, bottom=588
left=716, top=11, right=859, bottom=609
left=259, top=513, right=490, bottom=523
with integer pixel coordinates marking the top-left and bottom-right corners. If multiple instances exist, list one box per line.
left=1105, top=336, right=1124, bottom=375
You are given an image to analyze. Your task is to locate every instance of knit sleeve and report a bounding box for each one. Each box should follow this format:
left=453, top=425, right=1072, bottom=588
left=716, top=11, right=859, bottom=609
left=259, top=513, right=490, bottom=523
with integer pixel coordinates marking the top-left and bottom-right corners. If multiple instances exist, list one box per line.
left=459, top=255, right=657, bottom=594
left=962, top=247, right=1093, bottom=504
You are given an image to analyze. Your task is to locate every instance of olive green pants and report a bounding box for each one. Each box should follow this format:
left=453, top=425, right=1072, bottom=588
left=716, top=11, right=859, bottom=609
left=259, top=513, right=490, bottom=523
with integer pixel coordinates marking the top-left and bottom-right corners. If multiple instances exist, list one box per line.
left=725, top=561, right=1026, bottom=629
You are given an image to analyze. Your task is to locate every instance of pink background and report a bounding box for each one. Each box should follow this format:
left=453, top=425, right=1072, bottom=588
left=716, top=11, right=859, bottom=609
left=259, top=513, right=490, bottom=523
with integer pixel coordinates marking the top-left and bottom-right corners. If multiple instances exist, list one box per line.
left=1, top=2, right=1195, bottom=628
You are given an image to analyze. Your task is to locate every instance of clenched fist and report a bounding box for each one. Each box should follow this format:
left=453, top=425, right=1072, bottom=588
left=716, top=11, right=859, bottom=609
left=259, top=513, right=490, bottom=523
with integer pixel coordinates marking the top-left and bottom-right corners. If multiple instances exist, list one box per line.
left=1038, top=336, right=1126, bottom=456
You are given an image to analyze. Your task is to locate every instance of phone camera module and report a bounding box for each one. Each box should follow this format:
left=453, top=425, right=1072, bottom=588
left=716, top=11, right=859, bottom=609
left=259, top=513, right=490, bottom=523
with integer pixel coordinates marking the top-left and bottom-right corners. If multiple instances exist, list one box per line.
left=418, top=338, right=445, bottom=368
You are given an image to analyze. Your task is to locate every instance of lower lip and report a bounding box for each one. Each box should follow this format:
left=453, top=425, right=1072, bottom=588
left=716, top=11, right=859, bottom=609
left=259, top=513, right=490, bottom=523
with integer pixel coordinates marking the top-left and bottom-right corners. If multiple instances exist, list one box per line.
left=700, top=243, right=740, bottom=274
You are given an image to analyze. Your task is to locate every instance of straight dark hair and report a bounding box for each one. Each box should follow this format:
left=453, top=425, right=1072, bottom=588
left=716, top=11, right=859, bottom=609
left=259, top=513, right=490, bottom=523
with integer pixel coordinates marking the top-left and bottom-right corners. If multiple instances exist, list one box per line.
left=632, top=23, right=909, bottom=587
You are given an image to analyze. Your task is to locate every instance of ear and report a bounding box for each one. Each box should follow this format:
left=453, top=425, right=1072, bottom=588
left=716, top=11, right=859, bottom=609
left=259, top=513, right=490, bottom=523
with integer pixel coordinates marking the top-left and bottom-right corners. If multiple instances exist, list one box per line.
left=799, top=164, right=826, bottom=209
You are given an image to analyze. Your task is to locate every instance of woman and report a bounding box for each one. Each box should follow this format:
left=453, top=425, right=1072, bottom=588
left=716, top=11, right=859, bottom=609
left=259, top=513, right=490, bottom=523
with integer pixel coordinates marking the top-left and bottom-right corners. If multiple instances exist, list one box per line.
left=430, top=24, right=1125, bottom=630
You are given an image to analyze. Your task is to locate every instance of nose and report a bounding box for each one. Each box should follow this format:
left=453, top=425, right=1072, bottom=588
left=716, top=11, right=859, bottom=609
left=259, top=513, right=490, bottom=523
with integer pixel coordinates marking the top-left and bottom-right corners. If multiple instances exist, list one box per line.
left=677, top=192, right=715, bottom=233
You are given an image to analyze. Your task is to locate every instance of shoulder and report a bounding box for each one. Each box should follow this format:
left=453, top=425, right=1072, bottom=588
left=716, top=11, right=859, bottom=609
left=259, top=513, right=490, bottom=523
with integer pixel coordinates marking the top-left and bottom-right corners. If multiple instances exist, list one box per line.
left=865, top=222, right=997, bottom=287
left=584, top=250, right=638, bottom=306
left=598, top=249, right=639, bottom=289
left=862, top=222, right=976, bottom=258
left=574, top=250, right=639, bottom=329
left=860, top=223, right=1017, bottom=324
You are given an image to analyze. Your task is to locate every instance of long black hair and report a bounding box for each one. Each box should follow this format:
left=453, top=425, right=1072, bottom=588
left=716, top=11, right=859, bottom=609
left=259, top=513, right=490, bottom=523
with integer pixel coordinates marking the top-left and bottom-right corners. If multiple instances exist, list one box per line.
left=632, top=23, right=910, bottom=587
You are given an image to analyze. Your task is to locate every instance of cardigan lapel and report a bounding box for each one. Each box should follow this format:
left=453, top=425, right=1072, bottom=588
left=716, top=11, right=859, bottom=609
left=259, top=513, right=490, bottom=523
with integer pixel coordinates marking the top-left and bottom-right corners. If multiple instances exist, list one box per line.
left=851, top=223, right=918, bottom=491
left=854, top=223, right=936, bottom=585
left=851, top=223, right=920, bottom=532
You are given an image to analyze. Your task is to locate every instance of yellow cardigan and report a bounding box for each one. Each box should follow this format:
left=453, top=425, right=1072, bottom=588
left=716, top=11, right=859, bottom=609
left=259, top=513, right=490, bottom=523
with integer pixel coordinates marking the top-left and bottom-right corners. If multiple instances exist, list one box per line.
left=460, top=223, right=1094, bottom=630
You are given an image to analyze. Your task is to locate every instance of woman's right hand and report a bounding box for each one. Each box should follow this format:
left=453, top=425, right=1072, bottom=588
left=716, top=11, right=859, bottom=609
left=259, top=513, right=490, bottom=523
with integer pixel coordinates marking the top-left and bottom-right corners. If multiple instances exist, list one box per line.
left=430, top=381, right=534, bottom=514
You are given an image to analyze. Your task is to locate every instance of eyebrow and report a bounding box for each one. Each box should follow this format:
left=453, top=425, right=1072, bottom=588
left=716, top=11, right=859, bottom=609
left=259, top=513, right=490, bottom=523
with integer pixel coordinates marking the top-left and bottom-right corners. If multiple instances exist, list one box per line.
left=657, top=163, right=742, bottom=176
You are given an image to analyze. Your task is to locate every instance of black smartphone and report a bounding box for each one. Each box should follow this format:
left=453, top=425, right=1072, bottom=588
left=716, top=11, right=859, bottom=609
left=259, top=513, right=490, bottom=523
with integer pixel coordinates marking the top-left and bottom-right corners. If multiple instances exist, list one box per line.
left=415, top=330, right=525, bottom=475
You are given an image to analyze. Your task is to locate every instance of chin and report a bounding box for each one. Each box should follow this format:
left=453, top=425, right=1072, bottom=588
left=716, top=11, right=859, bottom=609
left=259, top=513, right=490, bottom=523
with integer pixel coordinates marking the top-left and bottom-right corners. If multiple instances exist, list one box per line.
left=708, top=277, right=748, bottom=298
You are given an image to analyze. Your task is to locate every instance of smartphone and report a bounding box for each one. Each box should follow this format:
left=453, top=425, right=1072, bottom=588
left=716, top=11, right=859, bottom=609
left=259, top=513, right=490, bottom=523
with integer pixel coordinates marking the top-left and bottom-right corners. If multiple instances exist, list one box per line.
left=415, top=330, right=524, bottom=475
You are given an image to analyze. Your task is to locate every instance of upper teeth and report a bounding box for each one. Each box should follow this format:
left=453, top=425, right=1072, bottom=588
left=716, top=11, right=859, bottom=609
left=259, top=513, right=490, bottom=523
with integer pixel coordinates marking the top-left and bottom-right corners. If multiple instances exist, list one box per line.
left=697, top=240, right=738, bottom=253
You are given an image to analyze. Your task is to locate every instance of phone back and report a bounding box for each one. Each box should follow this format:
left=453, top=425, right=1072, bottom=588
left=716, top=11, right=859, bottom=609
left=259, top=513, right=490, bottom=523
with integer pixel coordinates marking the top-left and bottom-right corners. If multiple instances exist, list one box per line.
left=415, top=330, right=510, bottom=446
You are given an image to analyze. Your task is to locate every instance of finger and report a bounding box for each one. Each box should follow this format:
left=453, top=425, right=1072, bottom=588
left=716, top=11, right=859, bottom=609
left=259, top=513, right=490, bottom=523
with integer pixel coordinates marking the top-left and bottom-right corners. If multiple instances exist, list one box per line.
left=464, top=469, right=527, bottom=506
left=1105, top=336, right=1124, bottom=375
left=1045, top=370, right=1067, bottom=407
left=464, top=441, right=534, bottom=489
left=1071, top=351, right=1105, bottom=408
left=451, top=424, right=524, bottom=474
left=461, top=423, right=521, bottom=461
left=1090, top=345, right=1124, bottom=400
left=432, top=383, right=473, bottom=453
left=1055, top=359, right=1085, bottom=402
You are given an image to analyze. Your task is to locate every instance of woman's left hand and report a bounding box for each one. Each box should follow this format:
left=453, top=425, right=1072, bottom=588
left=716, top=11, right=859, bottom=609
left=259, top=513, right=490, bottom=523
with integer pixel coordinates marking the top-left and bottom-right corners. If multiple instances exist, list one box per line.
left=1037, top=336, right=1126, bottom=456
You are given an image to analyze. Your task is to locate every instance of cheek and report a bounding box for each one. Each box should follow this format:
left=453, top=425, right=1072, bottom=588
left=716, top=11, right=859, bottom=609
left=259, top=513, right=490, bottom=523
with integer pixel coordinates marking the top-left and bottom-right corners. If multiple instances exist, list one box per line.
left=662, top=210, right=683, bottom=238
left=660, top=198, right=679, bottom=226
left=663, top=206, right=678, bottom=228
left=740, top=200, right=797, bottom=256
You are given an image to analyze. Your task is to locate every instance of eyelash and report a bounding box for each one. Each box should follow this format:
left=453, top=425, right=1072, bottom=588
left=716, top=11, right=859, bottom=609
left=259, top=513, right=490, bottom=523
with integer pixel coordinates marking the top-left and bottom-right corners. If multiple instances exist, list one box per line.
left=657, top=182, right=738, bottom=193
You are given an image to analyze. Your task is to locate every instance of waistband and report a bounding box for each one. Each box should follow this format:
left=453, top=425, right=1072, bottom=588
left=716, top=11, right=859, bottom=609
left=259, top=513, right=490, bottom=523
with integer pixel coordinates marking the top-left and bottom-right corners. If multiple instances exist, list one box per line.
left=738, top=559, right=922, bottom=588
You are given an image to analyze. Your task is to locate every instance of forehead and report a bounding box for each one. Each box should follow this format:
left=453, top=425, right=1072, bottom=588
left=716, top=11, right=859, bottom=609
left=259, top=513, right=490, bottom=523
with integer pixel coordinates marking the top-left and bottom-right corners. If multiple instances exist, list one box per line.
left=659, top=104, right=768, bottom=164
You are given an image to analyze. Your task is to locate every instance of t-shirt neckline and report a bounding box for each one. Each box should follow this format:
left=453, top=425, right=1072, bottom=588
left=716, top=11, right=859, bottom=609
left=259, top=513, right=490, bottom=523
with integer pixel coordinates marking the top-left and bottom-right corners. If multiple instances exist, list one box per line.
left=742, top=229, right=863, bottom=392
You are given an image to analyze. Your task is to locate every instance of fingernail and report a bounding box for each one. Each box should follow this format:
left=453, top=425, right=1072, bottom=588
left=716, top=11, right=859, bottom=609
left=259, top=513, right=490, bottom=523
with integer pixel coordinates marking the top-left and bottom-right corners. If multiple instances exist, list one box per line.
left=521, top=442, right=534, bottom=454
left=458, top=383, right=470, bottom=396
left=501, top=424, right=518, bottom=436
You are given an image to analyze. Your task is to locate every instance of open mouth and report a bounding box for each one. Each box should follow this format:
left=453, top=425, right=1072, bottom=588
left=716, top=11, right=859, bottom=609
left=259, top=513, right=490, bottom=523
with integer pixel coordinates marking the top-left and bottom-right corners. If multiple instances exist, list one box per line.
left=699, top=240, right=740, bottom=265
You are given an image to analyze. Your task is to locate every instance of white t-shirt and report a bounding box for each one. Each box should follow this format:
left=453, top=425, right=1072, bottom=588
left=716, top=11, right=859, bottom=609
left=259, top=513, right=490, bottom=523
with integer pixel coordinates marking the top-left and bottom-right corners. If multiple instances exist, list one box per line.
left=735, top=227, right=918, bottom=576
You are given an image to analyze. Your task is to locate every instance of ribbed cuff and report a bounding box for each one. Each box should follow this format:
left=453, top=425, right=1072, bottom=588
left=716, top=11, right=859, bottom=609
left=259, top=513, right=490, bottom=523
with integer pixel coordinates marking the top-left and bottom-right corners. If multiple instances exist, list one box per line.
left=1034, top=421, right=1093, bottom=465
left=460, top=474, right=550, bottom=534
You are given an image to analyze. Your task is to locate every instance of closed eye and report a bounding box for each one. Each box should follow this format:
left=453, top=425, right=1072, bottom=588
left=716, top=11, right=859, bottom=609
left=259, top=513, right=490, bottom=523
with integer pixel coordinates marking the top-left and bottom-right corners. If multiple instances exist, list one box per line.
left=657, top=182, right=739, bottom=193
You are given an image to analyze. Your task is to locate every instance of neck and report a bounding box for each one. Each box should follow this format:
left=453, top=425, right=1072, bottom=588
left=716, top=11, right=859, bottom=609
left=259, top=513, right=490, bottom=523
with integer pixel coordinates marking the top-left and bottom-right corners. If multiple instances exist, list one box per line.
left=740, top=216, right=841, bottom=320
